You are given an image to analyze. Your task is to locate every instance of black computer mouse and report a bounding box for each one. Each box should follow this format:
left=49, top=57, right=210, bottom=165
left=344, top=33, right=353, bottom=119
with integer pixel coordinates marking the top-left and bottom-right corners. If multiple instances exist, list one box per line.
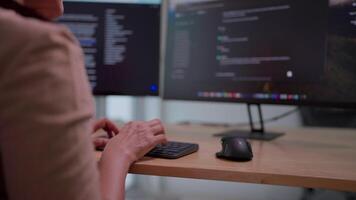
left=216, top=136, right=253, bottom=161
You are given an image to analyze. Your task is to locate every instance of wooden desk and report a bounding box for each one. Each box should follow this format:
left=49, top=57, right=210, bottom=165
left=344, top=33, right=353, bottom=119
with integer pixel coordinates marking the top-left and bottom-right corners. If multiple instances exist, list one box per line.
left=95, top=125, right=356, bottom=192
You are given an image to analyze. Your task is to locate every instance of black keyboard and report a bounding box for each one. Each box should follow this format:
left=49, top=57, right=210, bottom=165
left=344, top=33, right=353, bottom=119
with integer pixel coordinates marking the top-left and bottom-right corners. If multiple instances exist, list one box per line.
left=146, top=141, right=199, bottom=159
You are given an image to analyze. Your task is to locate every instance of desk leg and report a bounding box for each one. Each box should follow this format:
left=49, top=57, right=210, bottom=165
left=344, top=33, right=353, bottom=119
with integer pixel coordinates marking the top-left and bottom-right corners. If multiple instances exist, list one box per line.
left=345, top=192, right=356, bottom=200
left=300, top=188, right=316, bottom=200
left=300, top=188, right=356, bottom=200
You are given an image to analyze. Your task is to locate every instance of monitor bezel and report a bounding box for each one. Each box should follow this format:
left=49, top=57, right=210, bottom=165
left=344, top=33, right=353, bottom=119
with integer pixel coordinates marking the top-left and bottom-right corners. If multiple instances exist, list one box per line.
left=162, top=95, right=356, bottom=109
left=93, top=91, right=159, bottom=97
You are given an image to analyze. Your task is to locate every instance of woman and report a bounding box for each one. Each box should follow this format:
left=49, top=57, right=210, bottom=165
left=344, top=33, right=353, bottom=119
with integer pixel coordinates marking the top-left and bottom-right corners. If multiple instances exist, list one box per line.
left=0, top=0, right=167, bottom=200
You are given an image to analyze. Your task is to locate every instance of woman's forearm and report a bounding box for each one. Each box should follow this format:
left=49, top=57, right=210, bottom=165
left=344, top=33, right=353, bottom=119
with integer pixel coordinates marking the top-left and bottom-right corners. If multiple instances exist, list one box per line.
left=99, top=152, right=131, bottom=200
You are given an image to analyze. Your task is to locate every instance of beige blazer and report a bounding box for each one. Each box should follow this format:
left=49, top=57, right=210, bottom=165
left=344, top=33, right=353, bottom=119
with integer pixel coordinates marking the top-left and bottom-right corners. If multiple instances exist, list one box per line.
left=0, top=8, right=101, bottom=200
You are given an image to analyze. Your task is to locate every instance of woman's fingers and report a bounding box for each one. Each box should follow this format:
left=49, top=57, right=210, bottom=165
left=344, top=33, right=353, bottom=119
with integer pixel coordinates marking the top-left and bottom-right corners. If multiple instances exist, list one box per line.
left=93, top=118, right=107, bottom=132
left=104, top=120, right=120, bottom=134
left=150, top=124, right=165, bottom=135
left=93, top=118, right=120, bottom=138
left=147, top=119, right=161, bottom=127
left=153, top=134, right=168, bottom=146
left=93, top=137, right=109, bottom=148
left=147, top=119, right=165, bottom=135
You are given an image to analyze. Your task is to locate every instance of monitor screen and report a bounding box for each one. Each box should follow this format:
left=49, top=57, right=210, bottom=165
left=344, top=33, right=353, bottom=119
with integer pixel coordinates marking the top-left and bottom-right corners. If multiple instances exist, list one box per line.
left=163, top=0, right=356, bottom=108
left=57, top=0, right=161, bottom=96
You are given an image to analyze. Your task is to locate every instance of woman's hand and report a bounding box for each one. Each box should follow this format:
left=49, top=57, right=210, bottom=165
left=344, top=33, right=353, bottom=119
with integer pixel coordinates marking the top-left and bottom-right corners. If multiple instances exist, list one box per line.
left=103, top=119, right=167, bottom=165
left=92, top=118, right=120, bottom=150
left=98, top=119, right=166, bottom=200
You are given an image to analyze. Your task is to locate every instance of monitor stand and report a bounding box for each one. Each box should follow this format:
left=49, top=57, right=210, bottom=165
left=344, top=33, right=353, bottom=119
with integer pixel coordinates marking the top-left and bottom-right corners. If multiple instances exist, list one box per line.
left=214, top=103, right=285, bottom=141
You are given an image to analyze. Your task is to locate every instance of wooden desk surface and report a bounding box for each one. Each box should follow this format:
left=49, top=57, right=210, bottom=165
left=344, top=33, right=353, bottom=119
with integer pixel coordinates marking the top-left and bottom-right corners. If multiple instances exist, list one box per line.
left=95, top=125, right=356, bottom=192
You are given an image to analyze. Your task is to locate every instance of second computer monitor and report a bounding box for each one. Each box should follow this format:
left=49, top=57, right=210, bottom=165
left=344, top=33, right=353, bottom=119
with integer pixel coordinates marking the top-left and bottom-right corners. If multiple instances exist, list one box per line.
left=58, top=0, right=161, bottom=96
left=163, top=0, right=356, bottom=108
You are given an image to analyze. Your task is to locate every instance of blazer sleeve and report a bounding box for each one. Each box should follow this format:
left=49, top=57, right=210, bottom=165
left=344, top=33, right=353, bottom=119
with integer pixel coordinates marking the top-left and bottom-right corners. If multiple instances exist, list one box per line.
left=0, top=24, right=101, bottom=200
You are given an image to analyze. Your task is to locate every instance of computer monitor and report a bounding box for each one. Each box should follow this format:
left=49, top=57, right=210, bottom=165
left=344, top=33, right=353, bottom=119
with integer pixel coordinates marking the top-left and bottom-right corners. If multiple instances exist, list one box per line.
left=163, top=0, right=356, bottom=140
left=57, top=0, right=161, bottom=96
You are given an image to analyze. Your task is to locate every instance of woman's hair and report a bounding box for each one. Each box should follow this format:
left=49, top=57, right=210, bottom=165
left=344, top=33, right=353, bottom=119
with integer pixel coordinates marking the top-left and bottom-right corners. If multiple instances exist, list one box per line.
left=0, top=0, right=47, bottom=21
